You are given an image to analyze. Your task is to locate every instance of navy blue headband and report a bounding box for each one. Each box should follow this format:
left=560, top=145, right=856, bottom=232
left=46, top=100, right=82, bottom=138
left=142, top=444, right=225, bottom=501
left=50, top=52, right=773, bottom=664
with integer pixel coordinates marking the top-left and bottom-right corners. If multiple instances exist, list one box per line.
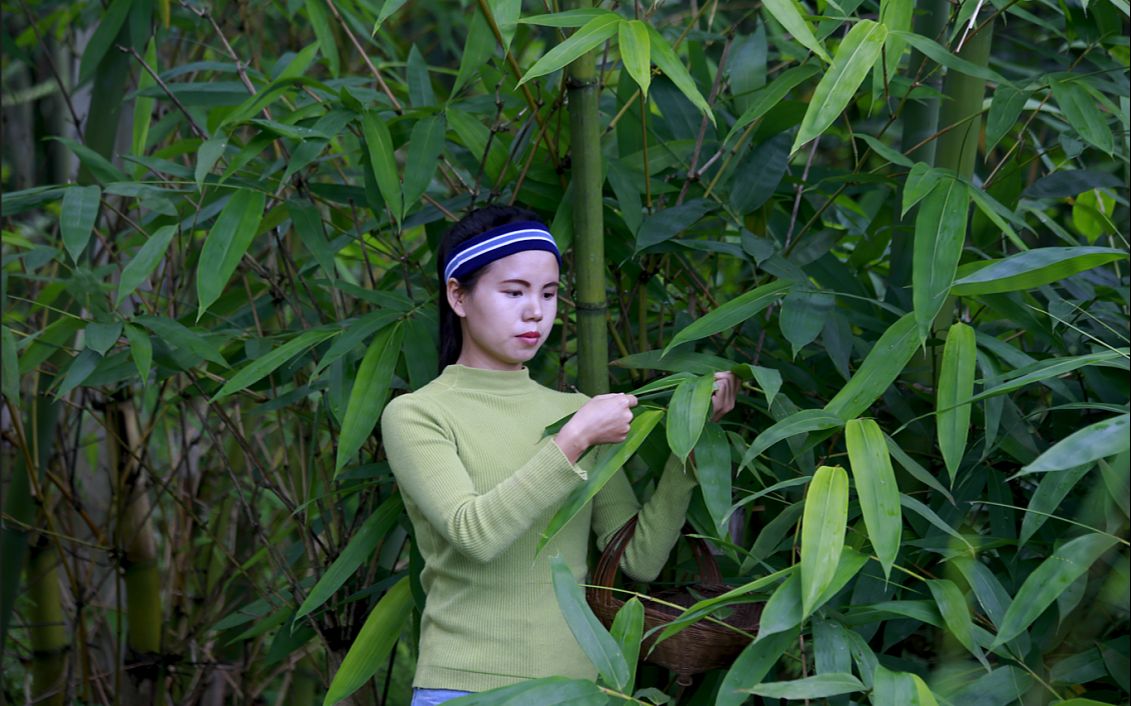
left=443, top=220, right=562, bottom=282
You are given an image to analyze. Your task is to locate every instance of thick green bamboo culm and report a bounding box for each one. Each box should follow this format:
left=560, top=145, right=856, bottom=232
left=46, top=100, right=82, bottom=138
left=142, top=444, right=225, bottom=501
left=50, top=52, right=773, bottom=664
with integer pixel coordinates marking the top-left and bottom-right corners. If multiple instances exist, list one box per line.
left=27, top=540, right=67, bottom=706
left=899, top=0, right=950, bottom=165
left=935, top=22, right=995, bottom=179
left=566, top=0, right=609, bottom=396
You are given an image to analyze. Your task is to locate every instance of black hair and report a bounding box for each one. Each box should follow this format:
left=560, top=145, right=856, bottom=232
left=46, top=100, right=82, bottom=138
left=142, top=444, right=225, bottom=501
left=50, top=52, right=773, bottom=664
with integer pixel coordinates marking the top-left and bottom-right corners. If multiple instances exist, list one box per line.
left=437, top=204, right=541, bottom=371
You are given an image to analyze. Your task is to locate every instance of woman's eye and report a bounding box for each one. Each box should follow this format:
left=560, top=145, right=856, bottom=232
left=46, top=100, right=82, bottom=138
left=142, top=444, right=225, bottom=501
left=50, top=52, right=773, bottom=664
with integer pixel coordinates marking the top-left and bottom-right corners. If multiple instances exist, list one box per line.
left=504, top=290, right=522, bottom=297
left=543, top=291, right=556, bottom=300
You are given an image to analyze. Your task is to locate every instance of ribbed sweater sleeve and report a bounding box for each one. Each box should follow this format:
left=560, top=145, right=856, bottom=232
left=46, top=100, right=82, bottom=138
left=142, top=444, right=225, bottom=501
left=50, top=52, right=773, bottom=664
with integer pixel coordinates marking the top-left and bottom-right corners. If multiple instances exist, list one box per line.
left=591, top=454, right=698, bottom=583
left=381, top=394, right=586, bottom=563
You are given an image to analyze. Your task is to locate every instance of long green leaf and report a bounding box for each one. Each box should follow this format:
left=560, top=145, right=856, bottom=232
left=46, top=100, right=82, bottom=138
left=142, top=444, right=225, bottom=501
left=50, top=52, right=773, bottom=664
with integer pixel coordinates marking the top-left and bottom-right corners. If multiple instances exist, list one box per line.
left=780, top=288, right=834, bottom=358
left=322, top=576, right=411, bottom=706
left=538, top=408, right=664, bottom=554
left=1, top=326, right=20, bottom=408
left=305, top=0, right=340, bottom=77
left=647, top=27, right=714, bottom=123
left=761, top=0, right=831, bottom=63
left=609, top=597, right=643, bottom=693
left=912, top=177, right=968, bottom=342
left=759, top=550, right=867, bottom=637
left=549, top=554, right=630, bottom=691
left=361, top=112, right=403, bottom=223
left=899, top=494, right=975, bottom=553
left=937, top=322, right=976, bottom=484
left=891, top=31, right=1010, bottom=85
left=746, top=673, right=865, bottom=698
left=800, top=465, right=849, bottom=616
left=77, top=0, right=133, bottom=84
left=1050, top=76, right=1114, bottom=155
left=295, top=495, right=403, bottom=622
left=517, top=8, right=617, bottom=26
left=927, top=578, right=989, bottom=669
left=60, top=185, right=101, bottom=263
left=693, top=422, right=732, bottom=537
left=212, top=327, right=338, bottom=401
left=135, top=315, right=228, bottom=367
left=619, top=20, right=651, bottom=97
left=196, top=189, right=266, bottom=321
left=824, top=312, right=920, bottom=420
left=402, top=115, right=445, bottom=212
left=666, top=373, right=715, bottom=463
left=519, top=14, right=620, bottom=85
left=845, top=419, right=901, bottom=579
left=717, top=628, right=800, bottom=706
left=1021, top=414, right=1131, bottom=475
left=739, top=409, right=844, bottom=471
left=951, top=247, right=1127, bottom=295
left=116, top=225, right=178, bottom=306
left=123, top=324, right=152, bottom=381
left=1019, top=464, right=1092, bottom=547
left=335, top=322, right=404, bottom=473
left=663, top=280, right=791, bottom=354
left=792, top=20, right=887, bottom=153
left=652, top=567, right=793, bottom=645
left=992, top=534, right=1119, bottom=648
left=725, top=64, right=820, bottom=144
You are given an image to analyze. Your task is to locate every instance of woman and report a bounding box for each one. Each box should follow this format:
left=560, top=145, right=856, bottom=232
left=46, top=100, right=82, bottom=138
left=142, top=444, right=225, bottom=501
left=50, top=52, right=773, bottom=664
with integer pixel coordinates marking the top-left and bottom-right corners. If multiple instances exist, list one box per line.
left=380, top=205, right=737, bottom=705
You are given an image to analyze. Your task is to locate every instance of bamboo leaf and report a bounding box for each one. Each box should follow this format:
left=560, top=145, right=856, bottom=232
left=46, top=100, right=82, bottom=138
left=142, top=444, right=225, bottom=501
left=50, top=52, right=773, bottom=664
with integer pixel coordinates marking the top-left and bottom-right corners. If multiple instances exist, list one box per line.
left=693, top=421, right=731, bottom=537
left=77, top=0, right=133, bottom=84
left=927, top=578, right=989, bottom=669
left=196, top=189, right=266, bottom=321
left=288, top=199, right=338, bottom=279
left=740, top=409, right=844, bottom=471
left=891, top=31, right=1010, bottom=85
left=899, top=495, right=974, bottom=554
left=937, top=322, right=976, bottom=484
left=1021, top=414, right=1131, bottom=475
left=902, top=163, right=943, bottom=216
left=360, top=112, right=403, bottom=224
left=116, top=225, right=178, bottom=306
left=619, top=20, right=651, bottom=97
left=666, top=373, right=715, bottom=463
left=305, top=0, right=340, bottom=76
left=519, top=14, right=620, bottom=85
left=824, top=312, right=920, bottom=421
left=295, top=495, right=403, bottom=623
left=550, top=554, right=630, bottom=691
left=731, top=132, right=792, bottom=214
left=792, top=20, right=887, bottom=154
left=195, top=133, right=228, bottom=189
left=135, top=315, right=228, bottom=367
left=402, top=115, right=445, bottom=212
left=55, top=350, right=101, bottom=399
left=1051, top=77, right=1114, bottom=155
left=746, top=672, right=865, bottom=698
left=912, top=177, right=968, bottom=343
left=49, top=137, right=127, bottom=183
left=986, top=84, right=1028, bottom=151
left=84, top=322, right=122, bottom=356
left=373, top=0, right=411, bottom=31
left=800, top=465, right=849, bottom=616
left=886, top=434, right=954, bottom=504
left=452, top=9, right=496, bottom=96
left=993, top=534, right=1119, bottom=648
left=758, top=549, right=867, bottom=637
left=518, top=8, right=619, bottom=26
left=873, top=666, right=940, bottom=706
left=609, top=598, right=643, bottom=693
left=845, top=419, right=901, bottom=579
left=761, top=0, right=831, bottom=63
left=1, top=326, right=21, bottom=407
left=647, top=27, right=714, bottom=124
left=725, top=64, right=820, bottom=144
left=951, top=247, right=1127, bottom=295
left=212, top=327, right=338, bottom=401
left=322, top=577, right=411, bottom=706
left=654, top=567, right=793, bottom=645
left=717, top=628, right=800, bottom=706
left=663, top=280, right=791, bottom=354
left=60, top=185, right=101, bottom=263
left=335, top=322, right=404, bottom=473
left=780, top=288, right=834, bottom=359
left=538, top=409, right=664, bottom=554
left=123, top=324, right=152, bottom=381
left=1019, top=464, right=1092, bottom=548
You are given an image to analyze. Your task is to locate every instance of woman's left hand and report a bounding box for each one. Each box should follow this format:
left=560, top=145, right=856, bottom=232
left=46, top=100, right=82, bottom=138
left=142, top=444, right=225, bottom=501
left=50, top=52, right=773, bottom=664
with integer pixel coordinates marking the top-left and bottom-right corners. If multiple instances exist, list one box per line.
left=710, top=371, right=738, bottom=422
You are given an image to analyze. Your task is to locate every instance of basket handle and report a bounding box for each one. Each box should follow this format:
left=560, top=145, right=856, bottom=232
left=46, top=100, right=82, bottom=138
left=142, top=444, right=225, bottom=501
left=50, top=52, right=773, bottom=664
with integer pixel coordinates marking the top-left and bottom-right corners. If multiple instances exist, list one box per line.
left=591, top=516, right=722, bottom=596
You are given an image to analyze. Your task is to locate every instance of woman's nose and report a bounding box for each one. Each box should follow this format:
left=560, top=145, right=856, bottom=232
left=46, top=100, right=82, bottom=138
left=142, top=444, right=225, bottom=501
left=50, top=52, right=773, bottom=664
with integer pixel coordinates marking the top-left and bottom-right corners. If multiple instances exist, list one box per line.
left=524, top=296, right=542, bottom=320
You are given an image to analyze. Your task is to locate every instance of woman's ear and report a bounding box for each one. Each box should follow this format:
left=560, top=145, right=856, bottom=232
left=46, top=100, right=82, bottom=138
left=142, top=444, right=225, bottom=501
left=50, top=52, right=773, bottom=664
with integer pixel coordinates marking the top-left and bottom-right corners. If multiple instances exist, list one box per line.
left=446, top=278, right=467, bottom=317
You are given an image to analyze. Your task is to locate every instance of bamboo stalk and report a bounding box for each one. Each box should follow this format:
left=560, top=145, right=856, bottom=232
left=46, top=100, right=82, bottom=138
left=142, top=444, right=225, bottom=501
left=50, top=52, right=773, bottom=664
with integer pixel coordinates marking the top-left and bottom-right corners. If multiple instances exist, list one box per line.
left=566, top=0, right=609, bottom=396
left=27, top=539, right=68, bottom=706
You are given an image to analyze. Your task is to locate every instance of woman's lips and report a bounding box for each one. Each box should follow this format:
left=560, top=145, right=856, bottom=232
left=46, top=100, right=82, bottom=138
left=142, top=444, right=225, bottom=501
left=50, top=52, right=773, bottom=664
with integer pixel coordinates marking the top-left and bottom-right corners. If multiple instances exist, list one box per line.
left=517, top=332, right=541, bottom=342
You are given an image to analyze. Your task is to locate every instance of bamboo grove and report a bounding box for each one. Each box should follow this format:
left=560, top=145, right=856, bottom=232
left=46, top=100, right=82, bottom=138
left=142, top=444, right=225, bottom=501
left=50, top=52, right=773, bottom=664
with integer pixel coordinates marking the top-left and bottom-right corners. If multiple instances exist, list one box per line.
left=1, top=0, right=1129, bottom=704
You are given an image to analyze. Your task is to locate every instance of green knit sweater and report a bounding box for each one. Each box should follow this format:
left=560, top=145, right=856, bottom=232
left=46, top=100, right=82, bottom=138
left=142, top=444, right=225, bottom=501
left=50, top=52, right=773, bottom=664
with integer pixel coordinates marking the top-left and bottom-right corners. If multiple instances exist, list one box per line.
left=380, top=364, right=697, bottom=692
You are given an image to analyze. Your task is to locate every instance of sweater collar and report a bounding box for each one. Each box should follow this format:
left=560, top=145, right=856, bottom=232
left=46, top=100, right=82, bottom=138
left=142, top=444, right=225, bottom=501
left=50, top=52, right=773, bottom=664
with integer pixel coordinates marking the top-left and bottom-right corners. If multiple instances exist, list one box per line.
left=441, top=364, right=534, bottom=394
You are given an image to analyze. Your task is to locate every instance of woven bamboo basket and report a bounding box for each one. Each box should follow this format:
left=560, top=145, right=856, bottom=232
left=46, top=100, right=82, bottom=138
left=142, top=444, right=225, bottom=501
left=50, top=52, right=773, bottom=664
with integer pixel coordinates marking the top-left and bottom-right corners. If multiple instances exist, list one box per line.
left=586, top=516, right=762, bottom=686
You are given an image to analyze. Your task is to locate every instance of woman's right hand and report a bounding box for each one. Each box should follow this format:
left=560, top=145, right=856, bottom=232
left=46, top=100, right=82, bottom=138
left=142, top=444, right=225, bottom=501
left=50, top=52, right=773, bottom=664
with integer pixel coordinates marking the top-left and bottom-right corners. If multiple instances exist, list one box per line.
left=554, top=393, right=638, bottom=464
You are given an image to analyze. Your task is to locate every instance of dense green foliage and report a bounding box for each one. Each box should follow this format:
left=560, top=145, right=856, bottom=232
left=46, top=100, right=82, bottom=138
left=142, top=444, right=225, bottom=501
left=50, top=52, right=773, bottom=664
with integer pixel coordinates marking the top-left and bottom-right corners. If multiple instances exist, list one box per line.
left=1, top=0, right=1129, bottom=704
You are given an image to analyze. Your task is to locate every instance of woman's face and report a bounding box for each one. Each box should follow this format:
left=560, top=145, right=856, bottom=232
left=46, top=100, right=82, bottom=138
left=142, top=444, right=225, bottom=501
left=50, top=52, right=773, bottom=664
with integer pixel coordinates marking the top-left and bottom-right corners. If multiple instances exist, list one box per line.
left=448, top=250, right=560, bottom=371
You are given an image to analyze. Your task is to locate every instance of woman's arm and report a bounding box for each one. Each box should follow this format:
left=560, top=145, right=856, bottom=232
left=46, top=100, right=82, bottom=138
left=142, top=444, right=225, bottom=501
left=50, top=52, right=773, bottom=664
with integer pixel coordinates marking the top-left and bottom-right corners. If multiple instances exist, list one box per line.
left=382, top=395, right=587, bottom=563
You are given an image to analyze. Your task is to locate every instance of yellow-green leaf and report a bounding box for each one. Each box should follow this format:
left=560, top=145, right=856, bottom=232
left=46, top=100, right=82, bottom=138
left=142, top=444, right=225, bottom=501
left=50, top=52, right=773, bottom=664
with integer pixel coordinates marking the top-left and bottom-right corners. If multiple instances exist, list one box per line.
left=322, top=577, right=411, bottom=706
left=937, top=323, right=976, bottom=484
left=800, top=465, right=849, bottom=616
left=845, top=419, right=901, bottom=579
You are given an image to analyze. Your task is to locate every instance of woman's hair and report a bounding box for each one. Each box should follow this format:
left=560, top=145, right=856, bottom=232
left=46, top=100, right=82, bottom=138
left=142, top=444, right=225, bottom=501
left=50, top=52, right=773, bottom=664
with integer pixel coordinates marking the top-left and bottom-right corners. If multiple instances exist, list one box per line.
left=437, top=204, right=540, bottom=371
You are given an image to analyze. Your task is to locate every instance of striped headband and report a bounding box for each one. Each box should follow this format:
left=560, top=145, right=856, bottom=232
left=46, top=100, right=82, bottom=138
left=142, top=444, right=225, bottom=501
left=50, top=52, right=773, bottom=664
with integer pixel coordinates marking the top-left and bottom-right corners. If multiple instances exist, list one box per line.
left=443, top=220, right=562, bottom=282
